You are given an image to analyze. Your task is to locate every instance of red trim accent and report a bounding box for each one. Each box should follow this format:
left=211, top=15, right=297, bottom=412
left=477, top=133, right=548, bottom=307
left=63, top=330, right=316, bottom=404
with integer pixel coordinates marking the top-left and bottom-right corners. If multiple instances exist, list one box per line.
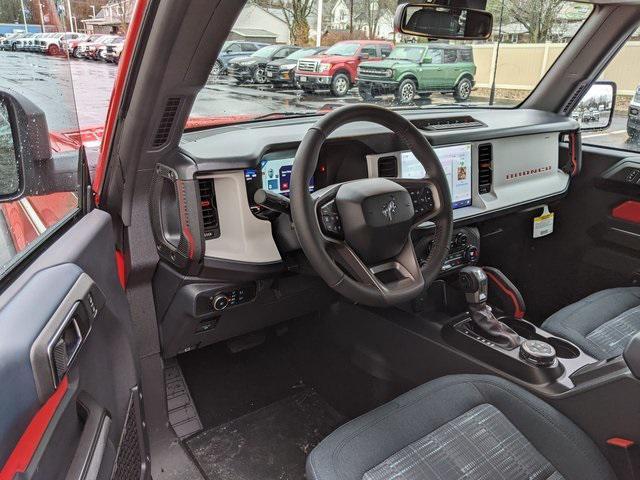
left=92, top=0, right=149, bottom=205
left=0, top=377, right=69, bottom=480
left=569, top=132, right=578, bottom=176
left=612, top=201, right=640, bottom=225
left=607, top=437, right=636, bottom=449
left=484, top=270, right=525, bottom=319
left=115, top=250, right=127, bottom=289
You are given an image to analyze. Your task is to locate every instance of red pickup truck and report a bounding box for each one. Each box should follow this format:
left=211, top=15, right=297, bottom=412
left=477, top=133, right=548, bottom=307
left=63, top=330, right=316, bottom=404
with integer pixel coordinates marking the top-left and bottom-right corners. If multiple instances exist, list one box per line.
left=295, top=40, right=393, bottom=97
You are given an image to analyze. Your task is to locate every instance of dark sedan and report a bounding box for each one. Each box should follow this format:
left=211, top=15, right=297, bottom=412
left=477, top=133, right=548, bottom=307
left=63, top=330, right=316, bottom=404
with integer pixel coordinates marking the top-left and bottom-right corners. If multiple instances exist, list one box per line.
left=265, top=47, right=327, bottom=86
left=227, top=44, right=301, bottom=84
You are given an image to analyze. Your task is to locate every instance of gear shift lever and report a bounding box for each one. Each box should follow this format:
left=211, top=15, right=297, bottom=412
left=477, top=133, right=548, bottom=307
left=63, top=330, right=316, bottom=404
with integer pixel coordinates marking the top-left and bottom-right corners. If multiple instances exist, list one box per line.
left=459, top=267, right=522, bottom=349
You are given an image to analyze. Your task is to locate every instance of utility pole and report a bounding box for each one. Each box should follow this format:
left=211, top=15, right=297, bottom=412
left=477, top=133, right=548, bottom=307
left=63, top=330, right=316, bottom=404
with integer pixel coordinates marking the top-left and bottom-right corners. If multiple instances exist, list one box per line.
left=19, top=0, right=28, bottom=33
left=38, top=1, right=45, bottom=31
left=315, top=0, right=323, bottom=47
left=65, top=0, right=74, bottom=31
left=91, top=5, right=96, bottom=18
left=489, top=0, right=505, bottom=105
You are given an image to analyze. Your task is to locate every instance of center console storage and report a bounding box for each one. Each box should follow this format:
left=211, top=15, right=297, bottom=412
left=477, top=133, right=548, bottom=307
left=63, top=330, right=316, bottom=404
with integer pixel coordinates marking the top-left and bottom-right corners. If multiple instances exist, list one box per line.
left=444, top=315, right=596, bottom=392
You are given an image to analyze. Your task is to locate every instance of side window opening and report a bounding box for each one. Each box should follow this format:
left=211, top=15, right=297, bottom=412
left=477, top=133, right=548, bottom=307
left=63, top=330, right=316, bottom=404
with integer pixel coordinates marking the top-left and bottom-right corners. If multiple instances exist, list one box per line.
left=444, top=49, right=457, bottom=64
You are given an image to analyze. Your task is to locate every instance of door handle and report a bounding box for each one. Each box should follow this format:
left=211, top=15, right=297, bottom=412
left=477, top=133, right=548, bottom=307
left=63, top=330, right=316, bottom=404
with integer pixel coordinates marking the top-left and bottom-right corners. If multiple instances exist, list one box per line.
left=65, top=392, right=112, bottom=480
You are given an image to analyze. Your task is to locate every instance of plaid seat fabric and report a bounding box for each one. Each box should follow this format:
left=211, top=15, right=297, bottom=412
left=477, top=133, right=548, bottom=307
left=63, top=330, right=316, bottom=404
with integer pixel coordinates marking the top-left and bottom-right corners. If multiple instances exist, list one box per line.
left=363, top=404, right=563, bottom=480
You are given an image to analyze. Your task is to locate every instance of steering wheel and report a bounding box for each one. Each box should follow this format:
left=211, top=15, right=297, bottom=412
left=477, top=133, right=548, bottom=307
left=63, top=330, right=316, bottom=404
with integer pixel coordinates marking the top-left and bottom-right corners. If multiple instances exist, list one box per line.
left=290, top=104, right=453, bottom=307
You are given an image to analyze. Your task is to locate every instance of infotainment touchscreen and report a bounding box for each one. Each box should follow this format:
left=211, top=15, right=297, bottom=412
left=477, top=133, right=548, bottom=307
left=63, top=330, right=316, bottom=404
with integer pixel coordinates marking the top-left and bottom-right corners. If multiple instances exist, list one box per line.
left=400, top=144, right=472, bottom=209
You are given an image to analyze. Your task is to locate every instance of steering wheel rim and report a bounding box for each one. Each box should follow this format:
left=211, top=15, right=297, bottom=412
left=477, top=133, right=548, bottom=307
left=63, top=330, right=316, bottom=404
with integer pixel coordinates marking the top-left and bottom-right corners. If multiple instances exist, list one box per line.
left=290, top=104, right=453, bottom=307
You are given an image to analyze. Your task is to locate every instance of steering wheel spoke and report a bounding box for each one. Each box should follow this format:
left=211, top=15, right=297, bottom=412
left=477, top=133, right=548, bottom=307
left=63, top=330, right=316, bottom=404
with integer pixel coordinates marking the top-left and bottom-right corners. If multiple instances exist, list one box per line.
left=392, top=178, right=443, bottom=225
left=313, top=184, right=344, bottom=241
left=328, top=240, right=424, bottom=296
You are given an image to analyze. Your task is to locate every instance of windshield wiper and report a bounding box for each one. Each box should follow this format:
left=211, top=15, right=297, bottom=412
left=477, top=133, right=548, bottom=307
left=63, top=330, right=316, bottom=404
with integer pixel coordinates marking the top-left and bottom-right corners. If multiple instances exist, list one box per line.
left=251, top=111, right=319, bottom=121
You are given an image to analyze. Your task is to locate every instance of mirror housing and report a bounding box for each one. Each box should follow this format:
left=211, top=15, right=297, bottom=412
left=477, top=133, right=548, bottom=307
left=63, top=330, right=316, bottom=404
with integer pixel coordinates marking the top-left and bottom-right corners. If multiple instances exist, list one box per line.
left=0, top=89, right=78, bottom=205
left=395, top=3, right=493, bottom=40
left=570, top=81, right=616, bottom=131
left=0, top=89, right=53, bottom=202
left=359, top=52, right=370, bottom=60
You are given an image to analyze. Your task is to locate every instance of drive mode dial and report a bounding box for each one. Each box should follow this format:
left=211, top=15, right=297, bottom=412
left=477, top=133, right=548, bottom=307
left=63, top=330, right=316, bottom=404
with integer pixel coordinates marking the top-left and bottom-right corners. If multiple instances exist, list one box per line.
left=519, top=339, right=557, bottom=367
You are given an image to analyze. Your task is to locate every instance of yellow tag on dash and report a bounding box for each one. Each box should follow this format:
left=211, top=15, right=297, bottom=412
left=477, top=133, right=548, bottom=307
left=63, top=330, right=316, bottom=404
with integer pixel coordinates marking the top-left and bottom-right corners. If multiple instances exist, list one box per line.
left=533, top=205, right=554, bottom=238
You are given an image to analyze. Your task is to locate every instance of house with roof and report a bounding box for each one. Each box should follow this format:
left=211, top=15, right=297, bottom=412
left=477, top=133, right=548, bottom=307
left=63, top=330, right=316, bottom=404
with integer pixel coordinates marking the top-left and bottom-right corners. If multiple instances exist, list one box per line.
left=231, top=3, right=289, bottom=44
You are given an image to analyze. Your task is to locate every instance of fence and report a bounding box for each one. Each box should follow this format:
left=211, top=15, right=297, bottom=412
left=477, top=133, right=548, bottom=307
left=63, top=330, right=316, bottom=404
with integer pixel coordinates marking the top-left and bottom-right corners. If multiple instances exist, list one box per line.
left=473, top=41, right=640, bottom=97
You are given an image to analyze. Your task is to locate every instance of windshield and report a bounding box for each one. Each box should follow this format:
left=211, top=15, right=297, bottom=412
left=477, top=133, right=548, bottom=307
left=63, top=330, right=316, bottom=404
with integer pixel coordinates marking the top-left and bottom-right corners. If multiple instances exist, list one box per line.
left=187, top=1, right=592, bottom=130
left=325, top=43, right=359, bottom=56
left=252, top=45, right=280, bottom=57
left=388, top=46, right=425, bottom=62
left=287, top=48, right=318, bottom=60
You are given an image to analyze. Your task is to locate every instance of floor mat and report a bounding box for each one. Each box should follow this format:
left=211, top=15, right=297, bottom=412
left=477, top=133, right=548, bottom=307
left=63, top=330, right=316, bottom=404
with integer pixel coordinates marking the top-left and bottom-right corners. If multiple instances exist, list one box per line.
left=178, top=336, right=305, bottom=429
left=185, top=389, right=345, bottom=480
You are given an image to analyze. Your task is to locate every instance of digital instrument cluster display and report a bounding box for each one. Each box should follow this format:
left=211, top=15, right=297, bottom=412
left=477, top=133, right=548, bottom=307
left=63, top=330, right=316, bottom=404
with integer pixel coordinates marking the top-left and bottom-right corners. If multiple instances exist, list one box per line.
left=245, top=155, right=314, bottom=198
left=400, top=143, right=472, bottom=209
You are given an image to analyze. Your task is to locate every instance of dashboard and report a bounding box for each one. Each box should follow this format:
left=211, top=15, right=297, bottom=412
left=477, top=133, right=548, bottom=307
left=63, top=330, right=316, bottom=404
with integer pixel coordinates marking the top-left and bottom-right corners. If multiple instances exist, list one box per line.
left=151, top=108, right=579, bottom=356
left=157, top=108, right=579, bottom=270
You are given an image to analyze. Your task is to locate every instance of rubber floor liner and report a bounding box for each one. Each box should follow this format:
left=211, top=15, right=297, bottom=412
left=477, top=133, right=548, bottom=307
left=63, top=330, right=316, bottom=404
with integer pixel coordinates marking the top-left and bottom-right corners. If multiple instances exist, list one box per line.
left=185, top=389, right=345, bottom=480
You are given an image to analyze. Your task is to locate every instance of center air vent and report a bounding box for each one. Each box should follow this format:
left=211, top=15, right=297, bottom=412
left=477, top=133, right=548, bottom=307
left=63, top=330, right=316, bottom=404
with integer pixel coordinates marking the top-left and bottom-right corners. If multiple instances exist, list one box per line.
left=478, top=143, right=493, bottom=194
left=152, top=97, right=182, bottom=148
left=412, top=116, right=486, bottom=131
left=378, top=156, right=398, bottom=177
left=198, top=179, right=220, bottom=239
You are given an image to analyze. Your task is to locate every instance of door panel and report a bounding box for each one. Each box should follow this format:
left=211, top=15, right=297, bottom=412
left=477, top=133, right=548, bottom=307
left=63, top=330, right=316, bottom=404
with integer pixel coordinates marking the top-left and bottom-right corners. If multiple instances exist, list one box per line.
left=0, top=210, right=146, bottom=480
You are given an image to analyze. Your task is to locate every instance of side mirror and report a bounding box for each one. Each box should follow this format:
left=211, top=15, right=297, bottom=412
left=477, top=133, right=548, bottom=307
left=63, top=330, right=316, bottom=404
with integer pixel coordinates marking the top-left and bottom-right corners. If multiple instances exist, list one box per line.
left=359, top=53, right=370, bottom=60
left=570, top=81, right=616, bottom=131
left=422, top=57, right=432, bottom=64
left=0, top=90, right=52, bottom=202
left=395, top=3, right=493, bottom=40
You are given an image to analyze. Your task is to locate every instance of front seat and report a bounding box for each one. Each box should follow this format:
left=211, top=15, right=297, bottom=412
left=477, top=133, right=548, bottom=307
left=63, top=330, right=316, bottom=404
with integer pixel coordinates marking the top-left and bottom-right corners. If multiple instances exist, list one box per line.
left=307, top=375, right=615, bottom=480
left=542, top=287, right=640, bottom=360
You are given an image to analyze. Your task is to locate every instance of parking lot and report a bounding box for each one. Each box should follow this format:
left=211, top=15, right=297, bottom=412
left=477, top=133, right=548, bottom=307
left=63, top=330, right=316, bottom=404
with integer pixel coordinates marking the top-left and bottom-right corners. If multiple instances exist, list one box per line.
left=0, top=51, right=637, bottom=153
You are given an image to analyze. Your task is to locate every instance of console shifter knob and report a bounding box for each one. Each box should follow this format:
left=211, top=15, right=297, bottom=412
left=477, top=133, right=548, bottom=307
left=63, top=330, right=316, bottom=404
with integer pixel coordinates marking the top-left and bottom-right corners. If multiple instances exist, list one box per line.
left=459, top=266, right=488, bottom=305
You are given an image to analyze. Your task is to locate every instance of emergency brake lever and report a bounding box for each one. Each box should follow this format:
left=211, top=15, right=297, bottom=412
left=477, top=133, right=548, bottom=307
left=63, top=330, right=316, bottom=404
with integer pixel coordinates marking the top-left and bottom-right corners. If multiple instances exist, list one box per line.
left=253, top=188, right=291, bottom=216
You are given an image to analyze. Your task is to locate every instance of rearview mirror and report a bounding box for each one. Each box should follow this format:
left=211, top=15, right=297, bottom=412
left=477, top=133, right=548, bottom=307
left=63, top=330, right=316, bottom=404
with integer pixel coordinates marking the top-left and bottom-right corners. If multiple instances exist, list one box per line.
left=570, top=81, right=616, bottom=131
left=395, top=3, right=493, bottom=40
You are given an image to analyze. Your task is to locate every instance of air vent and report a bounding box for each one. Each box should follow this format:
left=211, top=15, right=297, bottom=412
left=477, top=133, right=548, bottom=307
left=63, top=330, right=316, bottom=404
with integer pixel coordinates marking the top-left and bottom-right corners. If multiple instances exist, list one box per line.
left=478, top=143, right=493, bottom=194
left=152, top=97, right=181, bottom=148
left=412, top=116, right=486, bottom=131
left=378, top=156, right=398, bottom=177
left=198, top=179, right=220, bottom=239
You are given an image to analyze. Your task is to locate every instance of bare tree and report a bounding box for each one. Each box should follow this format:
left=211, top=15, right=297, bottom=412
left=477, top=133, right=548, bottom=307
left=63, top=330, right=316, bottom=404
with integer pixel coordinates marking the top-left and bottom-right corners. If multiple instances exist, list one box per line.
left=357, top=0, right=394, bottom=39
left=504, top=0, right=563, bottom=42
left=274, top=0, right=315, bottom=45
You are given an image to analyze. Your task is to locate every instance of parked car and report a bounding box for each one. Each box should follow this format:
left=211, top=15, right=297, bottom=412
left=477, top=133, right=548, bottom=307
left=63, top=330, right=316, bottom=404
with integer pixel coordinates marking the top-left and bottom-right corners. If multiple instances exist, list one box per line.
left=14, top=33, right=41, bottom=52
left=38, top=32, right=85, bottom=56
left=104, top=37, right=125, bottom=63
left=213, top=40, right=269, bottom=75
left=357, top=43, right=476, bottom=104
left=295, top=40, right=393, bottom=97
left=68, top=34, right=104, bottom=58
left=76, top=35, right=119, bottom=59
left=227, top=44, right=301, bottom=84
left=0, top=32, right=26, bottom=51
left=265, top=46, right=327, bottom=86
left=60, top=33, right=91, bottom=56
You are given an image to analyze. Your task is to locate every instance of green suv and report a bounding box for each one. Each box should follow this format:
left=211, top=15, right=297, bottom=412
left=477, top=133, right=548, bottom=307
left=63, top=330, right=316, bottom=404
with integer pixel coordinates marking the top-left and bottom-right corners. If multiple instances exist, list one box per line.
left=357, top=43, right=476, bottom=104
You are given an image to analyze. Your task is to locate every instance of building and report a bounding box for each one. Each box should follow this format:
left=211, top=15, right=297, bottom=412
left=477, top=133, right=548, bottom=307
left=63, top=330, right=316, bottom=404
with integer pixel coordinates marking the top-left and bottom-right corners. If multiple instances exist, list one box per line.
left=232, top=4, right=289, bottom=44
left=81, top=0, right=132, bottom=35
left=328, top=0, right=395, bottom=40
left=0, top=23, right=42, bottom=35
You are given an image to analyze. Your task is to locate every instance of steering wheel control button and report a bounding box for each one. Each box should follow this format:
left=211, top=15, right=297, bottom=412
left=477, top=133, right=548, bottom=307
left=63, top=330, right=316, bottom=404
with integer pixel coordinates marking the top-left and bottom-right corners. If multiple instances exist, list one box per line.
left=519, top=339, right=557, bottom=367
left=408, top=186, right=435, bottom=215
left=319, top=200, right=343, bottom=237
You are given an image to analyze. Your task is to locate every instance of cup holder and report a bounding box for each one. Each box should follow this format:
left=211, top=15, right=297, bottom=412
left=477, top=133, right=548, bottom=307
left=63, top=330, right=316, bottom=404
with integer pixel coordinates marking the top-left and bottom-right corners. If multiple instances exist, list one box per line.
left=501, top=318, right=581, bottom=359
left=546, top=337, right=580, bottom=359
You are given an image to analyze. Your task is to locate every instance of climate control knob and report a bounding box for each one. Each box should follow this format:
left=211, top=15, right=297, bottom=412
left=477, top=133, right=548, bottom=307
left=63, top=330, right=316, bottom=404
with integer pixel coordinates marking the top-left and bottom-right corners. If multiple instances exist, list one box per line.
left=212, top=294, right=230, bottom=311
left=519, top=340, right=557, bottom=367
